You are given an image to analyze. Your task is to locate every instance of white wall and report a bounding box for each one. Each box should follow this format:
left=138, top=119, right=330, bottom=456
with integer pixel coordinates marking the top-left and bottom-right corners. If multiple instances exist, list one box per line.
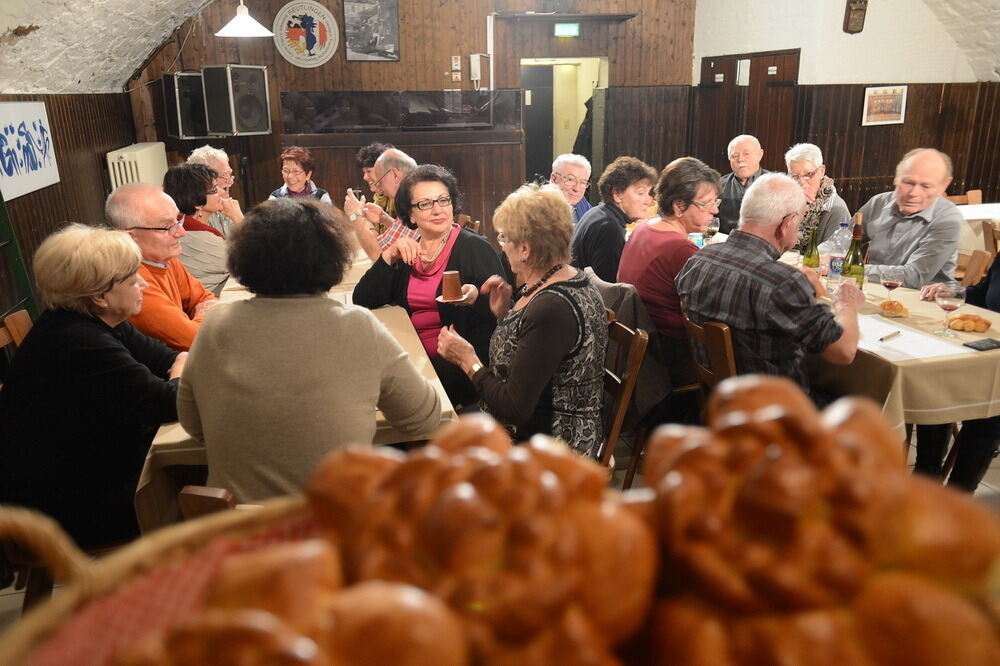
left=692, top=0, right=977, bottom=85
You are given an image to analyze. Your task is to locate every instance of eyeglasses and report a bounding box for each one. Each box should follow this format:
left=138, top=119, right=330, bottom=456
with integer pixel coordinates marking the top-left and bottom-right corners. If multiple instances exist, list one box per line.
left=790, top=170, right=820, bottom=182
left=281, top=168, right=305, bottom=176
left=496, top=231, right=510, bottom=246
left=411, top=196, right=452, bottom=211
left=216, top=171, right=234, bottom=182
left=126, top=213, right=184, bottom=234
left=690, top=198, right=721, bottom=209
left=553, top=172, right=589, bottom=189
left=372, top=167, right=393, bottom=188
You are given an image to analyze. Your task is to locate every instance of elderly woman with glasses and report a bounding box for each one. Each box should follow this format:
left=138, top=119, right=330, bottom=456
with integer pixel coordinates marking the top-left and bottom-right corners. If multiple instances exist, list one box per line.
left=0, top=225, right=186, bottom=547
left=269, top=145, right=333, bottom=205
left=178, top=200, right=441, bottom=501
left=353, top=164, right=503, bottom=408
left=437, top=183, right=608, bottom=457
left=785, top=143, right=851, bottom=252
left=163, top=162, right=229, bottom=296
left=618, top=157, right=722, bottom=388
left=571, top=155, right=657, bottom=282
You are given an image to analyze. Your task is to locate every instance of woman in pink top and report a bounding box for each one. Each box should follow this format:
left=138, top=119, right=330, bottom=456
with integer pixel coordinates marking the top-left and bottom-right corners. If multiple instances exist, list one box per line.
left=354, top=165, right=504, bottom=408
left=617, top=157, right=721, bottom=387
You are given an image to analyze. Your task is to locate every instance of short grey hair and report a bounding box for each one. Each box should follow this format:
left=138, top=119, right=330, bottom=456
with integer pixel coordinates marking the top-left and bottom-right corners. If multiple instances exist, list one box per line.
left=552, top=153, right=591, bottom=177
left=187, top=145, right=229, bottom=167
left=784, top=143, right=824, bottom=169
left=728, top=134, right=761, bottom=155
left=739, top=173, right=806, bottom=228
left=105, top=183, right=160, bottom=230
left=376, top=148, right=417, bottom=175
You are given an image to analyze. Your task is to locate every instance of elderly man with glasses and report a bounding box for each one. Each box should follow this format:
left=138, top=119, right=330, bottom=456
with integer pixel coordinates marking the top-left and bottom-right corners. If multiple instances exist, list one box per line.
left=345, top=147, right=421, bottom=261
left=550, top=153, right=592, bottom=223
left=105, top=183, right=218, bottom=351
left=677, top=173, right=864, bottom=405
left=187, top=144, right=244, bottom=236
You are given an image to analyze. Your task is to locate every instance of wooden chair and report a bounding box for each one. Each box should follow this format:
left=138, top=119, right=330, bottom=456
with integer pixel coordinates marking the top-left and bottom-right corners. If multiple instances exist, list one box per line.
left=682, top=312, right=738, bottom=390
left=946, top=189, right=983, bottom=205
left=597, top=319, right=648, bottom=468
left=958, top=249, right=989, bottom=287
left=178, top=485, right=259, bottom=520
left=3, top=309, right=32, bottom=346
left=456, top=214, right=481, bottom=235
left=984, top=221, right=1000, bottom=258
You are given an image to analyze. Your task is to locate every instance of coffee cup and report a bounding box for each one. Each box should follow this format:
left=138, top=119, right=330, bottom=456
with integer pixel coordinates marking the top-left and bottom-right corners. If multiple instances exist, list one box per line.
left=442, top=271, right=462, bottom=301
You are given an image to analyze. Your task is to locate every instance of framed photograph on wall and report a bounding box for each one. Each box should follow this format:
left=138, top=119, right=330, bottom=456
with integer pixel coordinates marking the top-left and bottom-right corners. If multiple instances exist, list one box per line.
left=344, top=0, right=399, bottom=61
left=862, top=86, right=907, bottom=126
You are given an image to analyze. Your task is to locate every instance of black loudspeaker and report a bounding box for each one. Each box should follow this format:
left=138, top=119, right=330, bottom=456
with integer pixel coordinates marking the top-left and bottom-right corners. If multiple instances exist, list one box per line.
left=162, top=72, right=213, bottom=139
left=202, top=65, right=271, bottom=136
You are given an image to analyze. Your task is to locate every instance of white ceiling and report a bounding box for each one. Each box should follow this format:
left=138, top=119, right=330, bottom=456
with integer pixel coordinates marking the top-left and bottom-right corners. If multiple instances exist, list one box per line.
left=0, top=0, right=998, bottom=94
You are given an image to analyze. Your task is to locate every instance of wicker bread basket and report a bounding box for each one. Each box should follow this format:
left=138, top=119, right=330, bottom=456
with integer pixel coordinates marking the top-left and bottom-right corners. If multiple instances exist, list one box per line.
left=0, top=497, right=310, bottom=665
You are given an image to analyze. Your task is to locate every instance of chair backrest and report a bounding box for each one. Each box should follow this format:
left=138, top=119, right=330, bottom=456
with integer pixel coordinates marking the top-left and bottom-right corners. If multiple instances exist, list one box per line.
left=3, top=310, right=32, bottom=346
left=960, top=250, right=990, bottom=287
left=946, top=189, right=983, bottom=205
left=984, top=221, right=1000, bottom=258
left=178, top=485, right=236, bottom=519
left=598, top=319, right=648, bottom=466
left=682, top=311, right=738, bottom=389
left=456, top=214, right=481, bottom=235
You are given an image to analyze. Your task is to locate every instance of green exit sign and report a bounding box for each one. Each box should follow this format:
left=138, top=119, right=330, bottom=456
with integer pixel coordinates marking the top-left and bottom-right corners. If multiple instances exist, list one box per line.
left=554, top=23, right=579, bottom=37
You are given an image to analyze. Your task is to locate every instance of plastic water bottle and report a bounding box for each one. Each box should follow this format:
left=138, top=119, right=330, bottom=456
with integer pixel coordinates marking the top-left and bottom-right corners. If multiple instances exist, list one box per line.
left=817, top=220, right=852, bottom=283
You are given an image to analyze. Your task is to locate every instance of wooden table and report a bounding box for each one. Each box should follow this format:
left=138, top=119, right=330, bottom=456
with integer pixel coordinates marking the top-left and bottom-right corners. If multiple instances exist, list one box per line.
left=134, top=302, right=456, bottom=534
left=808, top=280, right=1000, bottom=437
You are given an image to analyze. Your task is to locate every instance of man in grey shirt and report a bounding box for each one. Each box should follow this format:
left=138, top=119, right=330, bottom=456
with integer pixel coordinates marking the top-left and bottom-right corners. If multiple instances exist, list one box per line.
left=718, top=134, right=771, bottom=234
left=858, top=148, right=962, bottom=289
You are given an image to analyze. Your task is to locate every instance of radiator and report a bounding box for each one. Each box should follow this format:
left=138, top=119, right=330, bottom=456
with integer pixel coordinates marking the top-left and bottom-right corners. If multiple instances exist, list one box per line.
left=106, top=142, right=168, bottom=189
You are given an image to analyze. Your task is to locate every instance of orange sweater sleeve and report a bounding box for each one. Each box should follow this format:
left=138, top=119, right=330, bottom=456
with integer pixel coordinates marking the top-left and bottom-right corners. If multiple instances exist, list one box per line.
left=129, top=261, right=218, bottom=351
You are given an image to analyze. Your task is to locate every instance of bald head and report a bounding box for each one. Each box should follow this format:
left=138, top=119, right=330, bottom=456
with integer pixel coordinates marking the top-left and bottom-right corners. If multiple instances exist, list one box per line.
left=106, top=183, right=184, bottom=263
left=739, top=173, right=807, bottom=253
left=893, top=148, right=953, bottom=216
left=106, top=183, right=168, bottom=230
left=728, top=134, right=764, bottom=182
left=372, top=148, right=417, bottom=198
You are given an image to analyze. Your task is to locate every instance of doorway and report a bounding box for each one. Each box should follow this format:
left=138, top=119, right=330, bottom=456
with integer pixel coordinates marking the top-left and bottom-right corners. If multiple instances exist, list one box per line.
left=520, top=57, right=608, bottom=184
left=692, top=50, right=799, bottom=174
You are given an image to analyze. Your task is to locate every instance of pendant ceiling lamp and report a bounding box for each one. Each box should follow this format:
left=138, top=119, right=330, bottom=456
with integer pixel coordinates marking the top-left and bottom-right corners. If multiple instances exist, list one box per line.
left=216, top=1, right=273, bottom=38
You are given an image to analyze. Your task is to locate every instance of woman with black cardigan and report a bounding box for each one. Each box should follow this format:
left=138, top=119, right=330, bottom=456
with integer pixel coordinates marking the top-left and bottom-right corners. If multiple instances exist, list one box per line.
left=353, top=164, right=503, bottom=408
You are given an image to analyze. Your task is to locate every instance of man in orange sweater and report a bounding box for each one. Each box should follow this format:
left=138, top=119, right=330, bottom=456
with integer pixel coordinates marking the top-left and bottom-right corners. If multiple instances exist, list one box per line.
left=105, top=183, right=218, bottom=350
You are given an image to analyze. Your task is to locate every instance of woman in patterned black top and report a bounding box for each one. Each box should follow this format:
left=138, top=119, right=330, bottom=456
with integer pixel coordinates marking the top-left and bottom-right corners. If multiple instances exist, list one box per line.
left=438, top=183, right=608, bottom=457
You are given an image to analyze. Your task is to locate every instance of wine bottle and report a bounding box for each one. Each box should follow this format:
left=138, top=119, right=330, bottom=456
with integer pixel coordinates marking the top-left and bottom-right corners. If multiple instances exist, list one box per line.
left=802, top=226, right=820, bottom=272
left=842, top=213, right=865, bottom=288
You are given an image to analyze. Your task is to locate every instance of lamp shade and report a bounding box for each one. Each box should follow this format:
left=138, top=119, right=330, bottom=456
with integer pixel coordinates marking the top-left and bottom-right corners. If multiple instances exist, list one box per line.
left=216, top=2, right=273, bottom=38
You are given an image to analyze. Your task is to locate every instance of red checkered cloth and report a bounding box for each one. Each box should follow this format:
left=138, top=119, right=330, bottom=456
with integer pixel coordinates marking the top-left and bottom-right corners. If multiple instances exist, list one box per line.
left=376, top=220, right=420, bottom=250
left=28, top=517, right=317, bottom=666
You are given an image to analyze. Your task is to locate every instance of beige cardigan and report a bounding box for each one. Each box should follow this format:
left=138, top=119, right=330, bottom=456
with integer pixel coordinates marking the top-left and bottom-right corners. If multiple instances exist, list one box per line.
left=177, top=295, right=441, bottom=501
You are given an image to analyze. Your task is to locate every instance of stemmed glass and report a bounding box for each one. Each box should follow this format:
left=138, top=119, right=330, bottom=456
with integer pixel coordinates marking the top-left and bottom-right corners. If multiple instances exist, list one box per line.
left=932, top=282, right=966, bottom=337
left=880, top=266, right=904, bottom=301
left=704, top=217, right=720, bottom=242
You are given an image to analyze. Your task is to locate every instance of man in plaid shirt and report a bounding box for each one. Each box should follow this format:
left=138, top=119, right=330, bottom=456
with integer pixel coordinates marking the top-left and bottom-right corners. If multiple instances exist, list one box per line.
left=345, top=148, right=421, bottom=260
left=677, top=173, right=864, bottom=402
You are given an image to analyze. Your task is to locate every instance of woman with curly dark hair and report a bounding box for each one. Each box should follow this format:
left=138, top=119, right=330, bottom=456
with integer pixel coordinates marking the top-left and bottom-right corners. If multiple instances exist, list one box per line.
left=353, top=164, right=504, bottom=408
left=177, top=199, right=441, bottom=501
left=163, top=162, right=229, bottom=295
left=570, top=155, right=657, bottom=282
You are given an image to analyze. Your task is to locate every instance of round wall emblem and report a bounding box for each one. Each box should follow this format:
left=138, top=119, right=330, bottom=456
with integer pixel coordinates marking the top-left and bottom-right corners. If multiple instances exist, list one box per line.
left=273, top=1, right=339, bottom=68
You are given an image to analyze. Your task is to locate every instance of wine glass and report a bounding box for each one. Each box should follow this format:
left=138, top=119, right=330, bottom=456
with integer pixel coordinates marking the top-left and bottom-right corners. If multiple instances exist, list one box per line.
left=933, top=282, right=966, bottom=337
left=704, top=217, right=720, bottom=242
left=880, top=266, right=904, bottom=301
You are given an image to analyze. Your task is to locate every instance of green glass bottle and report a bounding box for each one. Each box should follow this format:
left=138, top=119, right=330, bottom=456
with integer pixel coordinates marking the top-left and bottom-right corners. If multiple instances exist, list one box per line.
left=842, top=213, right=865, bottom=288
left=802, top=226, right=820, bottom=272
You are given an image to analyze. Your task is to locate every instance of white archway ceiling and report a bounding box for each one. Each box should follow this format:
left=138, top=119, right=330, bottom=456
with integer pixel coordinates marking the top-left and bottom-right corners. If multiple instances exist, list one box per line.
left=0, top=0, right=998, bottom=93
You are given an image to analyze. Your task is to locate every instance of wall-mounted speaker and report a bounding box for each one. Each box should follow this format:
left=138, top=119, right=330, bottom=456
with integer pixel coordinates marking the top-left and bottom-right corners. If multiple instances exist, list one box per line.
left=202, top=65, right=271, bottom=136
left=162, top=72, right=213, bottom=139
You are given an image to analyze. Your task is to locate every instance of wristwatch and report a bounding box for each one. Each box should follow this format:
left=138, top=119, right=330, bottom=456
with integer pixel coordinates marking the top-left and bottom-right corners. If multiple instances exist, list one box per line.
left=466, top=362, right=484, bottom=381
left=348, top=212, right=361, bottom=222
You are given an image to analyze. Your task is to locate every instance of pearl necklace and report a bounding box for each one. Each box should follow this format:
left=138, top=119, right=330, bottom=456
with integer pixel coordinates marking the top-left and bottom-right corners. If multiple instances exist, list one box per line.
left=521, top=264, right=563, bottom=298
left=418, top=234, right=448, bottom=265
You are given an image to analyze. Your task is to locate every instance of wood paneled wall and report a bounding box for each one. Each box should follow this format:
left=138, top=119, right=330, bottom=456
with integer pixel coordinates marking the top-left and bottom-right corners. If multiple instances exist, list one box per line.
left=0, top=94, right=136, bottom=280
left=605, top=86, right=689, bottom=175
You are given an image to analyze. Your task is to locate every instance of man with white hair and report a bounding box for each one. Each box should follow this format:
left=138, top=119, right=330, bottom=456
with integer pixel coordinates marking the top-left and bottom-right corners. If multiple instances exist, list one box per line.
left=105, top=183, right=218, bottom=351
left=784, top=142, right=851, bottom=251
left=550, top=153, right=592, bottom=223
left=718, top=134, right=770, bottom=234
left=344, top=147, right=420, bottom=261
left=677, top=173, right=864, bottom=401
left=857, top=148, right=962, bottom=289
left=186, top=145, right=243, bottom=236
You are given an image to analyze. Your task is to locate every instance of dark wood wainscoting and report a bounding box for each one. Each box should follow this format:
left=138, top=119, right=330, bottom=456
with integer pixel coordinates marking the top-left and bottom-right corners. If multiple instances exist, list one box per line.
left=605, top=86, right=690, bottom=174
left=0, top=93, right=136, bottom=283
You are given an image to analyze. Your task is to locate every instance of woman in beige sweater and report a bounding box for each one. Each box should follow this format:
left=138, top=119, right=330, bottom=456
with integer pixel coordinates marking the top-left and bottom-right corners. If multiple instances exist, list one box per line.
left=177, top=199, right=441, bottom=501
